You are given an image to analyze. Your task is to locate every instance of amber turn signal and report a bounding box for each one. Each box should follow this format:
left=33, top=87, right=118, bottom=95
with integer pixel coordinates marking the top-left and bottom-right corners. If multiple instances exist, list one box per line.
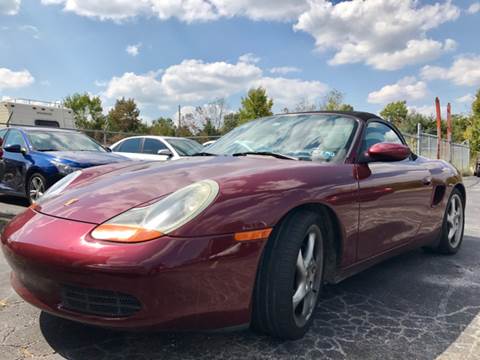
left=234, top=228, right=273, bottom=242
left=91, top=224, right=163, bottom=243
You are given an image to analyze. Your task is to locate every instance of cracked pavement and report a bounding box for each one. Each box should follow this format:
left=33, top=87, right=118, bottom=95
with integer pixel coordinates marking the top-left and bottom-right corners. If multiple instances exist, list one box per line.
left=1, top=178, right=480, bottom=359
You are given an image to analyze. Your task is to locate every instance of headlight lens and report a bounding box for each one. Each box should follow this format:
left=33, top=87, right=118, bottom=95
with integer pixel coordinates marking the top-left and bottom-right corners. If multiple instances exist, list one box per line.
left=35, top=170, right=82, bottom=204
left=91, top=180, right=219, bottom=243
left=52, top=160, right=79, bottom=175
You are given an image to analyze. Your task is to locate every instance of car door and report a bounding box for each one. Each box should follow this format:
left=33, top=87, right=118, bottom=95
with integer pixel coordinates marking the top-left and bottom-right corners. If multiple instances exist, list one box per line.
left=112, top=138, right=144, bottom=160
left=356, top=120, right=433, bottom=260
left=1, top=129, right=29, bottom=193
left=141, top=138, right=171, bottom=161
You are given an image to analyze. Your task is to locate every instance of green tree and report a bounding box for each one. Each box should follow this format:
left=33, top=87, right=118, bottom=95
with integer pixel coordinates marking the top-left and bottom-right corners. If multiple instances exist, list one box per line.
left=319, top=89, right=354, bottom=112
left=221, top=113, right=240, bottom=134
left=466, top=90, right=480, bottom=154
left=149, top=117, right=176, bottom=136
left=238, top=87, right=273, bottom=124
left=108, top=98, right=142, bottom=133
left=380, top=101, right=408, bottom=128
left=198, top=119, right=221, bottom=137
left=64, top=93, right=105, bottom=130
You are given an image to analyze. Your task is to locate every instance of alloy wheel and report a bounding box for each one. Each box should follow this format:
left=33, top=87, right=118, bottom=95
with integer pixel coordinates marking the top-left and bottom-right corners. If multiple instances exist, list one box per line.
left=292, top=226, right=323, bottom=327
left=446, top=193, right=464, bottom=248
left=29, top=176, right=45, bottom=203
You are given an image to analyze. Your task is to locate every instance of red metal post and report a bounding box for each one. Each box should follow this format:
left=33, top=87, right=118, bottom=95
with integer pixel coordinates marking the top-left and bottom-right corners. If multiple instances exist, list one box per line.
left=435, top=97, right=442, bottom=159
left=447, top=103, right=452, bottom=162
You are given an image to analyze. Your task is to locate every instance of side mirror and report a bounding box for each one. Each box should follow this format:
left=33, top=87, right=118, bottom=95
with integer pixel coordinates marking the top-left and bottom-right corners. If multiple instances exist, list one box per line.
left=157, top=149, right=173, bottom=158
left=367, top=143, right=411, bottom=162
left=4, top=144, right=27, bottom=155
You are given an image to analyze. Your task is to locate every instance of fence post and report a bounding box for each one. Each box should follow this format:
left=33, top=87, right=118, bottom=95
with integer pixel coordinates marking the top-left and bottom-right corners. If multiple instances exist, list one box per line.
left=447, top=103, right=452, bottom=163
left=435, top=97, right=442, bottom=159
left=416, top=123, right=422, bottom=155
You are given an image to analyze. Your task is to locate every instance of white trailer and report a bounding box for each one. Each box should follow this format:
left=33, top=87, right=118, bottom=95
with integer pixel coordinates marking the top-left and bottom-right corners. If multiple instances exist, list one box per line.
left=0, top=98, right=76, bottom=129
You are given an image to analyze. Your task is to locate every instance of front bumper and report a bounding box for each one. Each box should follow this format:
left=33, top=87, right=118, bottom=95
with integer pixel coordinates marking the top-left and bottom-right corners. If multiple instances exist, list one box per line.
left=1, top=209, right=266, bottom=330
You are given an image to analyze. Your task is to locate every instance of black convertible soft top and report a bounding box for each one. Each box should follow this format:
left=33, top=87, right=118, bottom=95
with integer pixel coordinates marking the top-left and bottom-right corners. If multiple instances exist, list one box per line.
left=282, top=111, right=382, bottom=122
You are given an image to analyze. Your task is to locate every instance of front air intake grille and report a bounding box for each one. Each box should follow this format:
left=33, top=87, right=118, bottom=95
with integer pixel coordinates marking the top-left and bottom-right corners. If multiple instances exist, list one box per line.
left=61, top=285, right=141, bottom=318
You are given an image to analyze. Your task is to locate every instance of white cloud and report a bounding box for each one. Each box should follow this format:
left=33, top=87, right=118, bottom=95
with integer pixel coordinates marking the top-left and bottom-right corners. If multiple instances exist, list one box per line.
left=0, top=0, right=20, bottom=15
left=467, top=2, right=480, bottom=14
left=238, top=53, right=260, bottom=64
left=103, top=58, right=327, bottom=111
left=40, top=0, right=309, bottom=22
left=0, top=68, right=34, bottom=90
left=126, top=43, right=141, bottom=57
left=421, top=55, right=480, bottom=87
left=269, top=66, right=301, bottom=75
left=408, top=105, right=447, bottom=117
left=367, top=77, right=428, bottom=104
left=254, top=77, right=327, bottom=109
left=19, top=25, right=40, bottom=39
left=456, top=94, right=474, bottom=103
left=294, top=0, right=460, bottom=71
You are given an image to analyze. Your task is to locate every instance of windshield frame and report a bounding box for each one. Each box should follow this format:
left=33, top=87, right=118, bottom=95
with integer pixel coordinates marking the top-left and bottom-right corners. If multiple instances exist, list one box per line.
left=207, top=113, right=361, bottom=163
left=26, top=130, right=107, bottom=153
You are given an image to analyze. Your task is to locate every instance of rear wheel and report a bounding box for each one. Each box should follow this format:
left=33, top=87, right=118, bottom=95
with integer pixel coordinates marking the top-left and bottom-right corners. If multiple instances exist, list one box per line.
left=27, top=173, right=47, bottom=204
left=251, top=210, right=325, bottom=340
left=435, top=189, right=465, bottom=254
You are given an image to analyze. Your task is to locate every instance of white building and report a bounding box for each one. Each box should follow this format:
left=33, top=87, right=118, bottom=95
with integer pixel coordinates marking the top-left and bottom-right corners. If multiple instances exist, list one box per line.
left=0, top=98, right=76, bottom=129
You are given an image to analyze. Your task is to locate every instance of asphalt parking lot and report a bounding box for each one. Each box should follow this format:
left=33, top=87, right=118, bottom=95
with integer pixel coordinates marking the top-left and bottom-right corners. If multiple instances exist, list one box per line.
left=1, top=178, right=480, bottom=360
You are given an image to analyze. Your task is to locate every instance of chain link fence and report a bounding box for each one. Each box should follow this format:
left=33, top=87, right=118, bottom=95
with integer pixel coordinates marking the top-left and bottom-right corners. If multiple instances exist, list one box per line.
left=404, top=132, right=471, bottom=174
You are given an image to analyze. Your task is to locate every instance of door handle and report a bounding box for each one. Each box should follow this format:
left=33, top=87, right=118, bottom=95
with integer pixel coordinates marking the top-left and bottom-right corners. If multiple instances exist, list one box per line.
left=422, top=176, right=432, bottom=186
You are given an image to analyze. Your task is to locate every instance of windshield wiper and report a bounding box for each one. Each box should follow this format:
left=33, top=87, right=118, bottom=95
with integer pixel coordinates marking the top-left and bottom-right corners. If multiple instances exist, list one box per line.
left=37, top=149, right=59, bottom=152
left=232, top=152, right=298, bottom=160
left=191, top=152, right=218, bottom=157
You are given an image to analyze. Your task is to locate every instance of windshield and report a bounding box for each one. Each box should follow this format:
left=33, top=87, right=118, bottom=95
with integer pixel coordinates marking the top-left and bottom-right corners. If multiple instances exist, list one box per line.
left=207, top=114, right=358, bottom=162
left=27, top=131, right=106, bottom=152
left=168, top=138, right=203, bottom=156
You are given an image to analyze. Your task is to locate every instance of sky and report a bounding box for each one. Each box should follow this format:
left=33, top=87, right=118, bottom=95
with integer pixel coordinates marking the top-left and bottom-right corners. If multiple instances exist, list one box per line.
left=0, top=0, right=479, bottom=123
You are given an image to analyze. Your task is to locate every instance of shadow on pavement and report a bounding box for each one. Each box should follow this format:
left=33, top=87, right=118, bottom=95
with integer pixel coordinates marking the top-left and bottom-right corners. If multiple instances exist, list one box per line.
left=0, top=195, right=29, bottom=208
left=38, top=234, right=480, bottom=360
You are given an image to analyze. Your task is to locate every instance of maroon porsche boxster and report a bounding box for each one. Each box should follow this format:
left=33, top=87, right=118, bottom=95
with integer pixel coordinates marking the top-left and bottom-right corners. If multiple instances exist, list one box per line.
left=1, top=112, right=465, bottom=340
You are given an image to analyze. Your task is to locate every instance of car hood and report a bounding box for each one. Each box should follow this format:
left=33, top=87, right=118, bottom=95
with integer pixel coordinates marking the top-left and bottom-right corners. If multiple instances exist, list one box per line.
left=36, top=156, right=320, bottom=224
left=42, top=151, right=128, bottom=167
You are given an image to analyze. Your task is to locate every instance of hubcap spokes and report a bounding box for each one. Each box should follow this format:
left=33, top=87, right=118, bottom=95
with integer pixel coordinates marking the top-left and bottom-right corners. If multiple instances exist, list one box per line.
left=446, top=195, right=463, bottom=248
left=293, top=230, right=322, bottom=326
left=30, top=177, right=45, bottom=201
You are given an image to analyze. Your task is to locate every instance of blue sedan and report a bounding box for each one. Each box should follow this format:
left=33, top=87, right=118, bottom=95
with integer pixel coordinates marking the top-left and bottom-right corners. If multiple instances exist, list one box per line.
left=0, top=127, right=128, bottom=203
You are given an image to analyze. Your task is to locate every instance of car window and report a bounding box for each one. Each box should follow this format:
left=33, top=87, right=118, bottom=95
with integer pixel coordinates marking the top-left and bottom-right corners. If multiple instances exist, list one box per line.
left=4, top=129, right=27, bottom=148
left=27, top=131, right=105, bottom=152
left=167, top=138, right=203, bottom=156
left=116, top=138, right=142, bottom=153
left=0, top=129, right=7, bottom=141
left=208, top=114, right=358, bottom=162
left=143, top=139, right=167, bottom=154
left=360, top=121, right=403, bottom=154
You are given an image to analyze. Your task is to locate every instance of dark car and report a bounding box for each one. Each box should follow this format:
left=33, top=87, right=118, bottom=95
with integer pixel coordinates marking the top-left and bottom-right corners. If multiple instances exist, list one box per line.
left=1, top=112, right=465, bottom=340
left=0, top=127, right=128, bottom=203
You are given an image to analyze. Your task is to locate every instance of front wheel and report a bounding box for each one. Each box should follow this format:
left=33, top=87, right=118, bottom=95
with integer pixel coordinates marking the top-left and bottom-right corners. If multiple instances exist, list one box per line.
left=27, top=173, right=47, bottom=204
left=251, top=210, right=325, bottom=340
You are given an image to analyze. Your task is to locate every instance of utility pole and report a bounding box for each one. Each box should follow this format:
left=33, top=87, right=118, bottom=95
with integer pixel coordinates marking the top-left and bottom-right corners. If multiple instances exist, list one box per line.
left=178, top=105, right=182, bottom=136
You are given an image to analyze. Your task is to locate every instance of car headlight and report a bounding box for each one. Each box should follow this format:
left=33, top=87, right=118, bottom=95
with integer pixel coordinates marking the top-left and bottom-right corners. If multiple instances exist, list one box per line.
left=91, top=179, right=219, bottom=243
left=52, top=160, right=79, bottom=175
left=35, top=170, right=82, bottom=204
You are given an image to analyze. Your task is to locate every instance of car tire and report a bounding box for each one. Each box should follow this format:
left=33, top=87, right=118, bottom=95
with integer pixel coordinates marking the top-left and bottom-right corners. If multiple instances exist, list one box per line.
left=251, top=210, right=325, bottom=340
left=435, top=189, right=465, bottom=255
left=27, top=173, right=47, bottom=204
